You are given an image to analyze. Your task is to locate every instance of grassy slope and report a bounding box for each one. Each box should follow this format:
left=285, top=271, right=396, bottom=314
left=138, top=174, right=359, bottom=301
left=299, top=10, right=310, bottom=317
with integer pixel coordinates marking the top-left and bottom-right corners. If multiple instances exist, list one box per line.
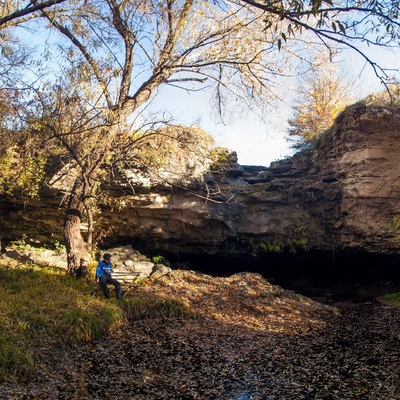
left=0, top=259, right=126, bottom=381
left=0, top=255, right=194, bottom=383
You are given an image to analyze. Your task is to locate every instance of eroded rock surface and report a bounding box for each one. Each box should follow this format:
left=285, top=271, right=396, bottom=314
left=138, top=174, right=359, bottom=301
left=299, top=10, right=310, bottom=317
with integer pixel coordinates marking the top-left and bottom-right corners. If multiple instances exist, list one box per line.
left=1, top=102, right=400, bottom=265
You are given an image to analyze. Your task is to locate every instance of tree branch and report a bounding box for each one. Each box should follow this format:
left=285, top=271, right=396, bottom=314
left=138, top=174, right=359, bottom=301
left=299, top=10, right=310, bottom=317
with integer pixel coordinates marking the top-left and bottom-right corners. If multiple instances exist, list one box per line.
left=40, top=9, right=115, bottom=111
left=106, top=0, right=135, bottom=106
left=0, top=0, right=67, bottom=26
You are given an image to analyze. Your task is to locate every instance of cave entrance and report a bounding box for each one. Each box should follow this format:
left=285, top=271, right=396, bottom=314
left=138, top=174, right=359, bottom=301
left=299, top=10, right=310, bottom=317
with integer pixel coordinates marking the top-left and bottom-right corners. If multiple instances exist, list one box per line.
left=129, top=241, right=400, bottom=300
left=189, top=250, right=400, bottom=299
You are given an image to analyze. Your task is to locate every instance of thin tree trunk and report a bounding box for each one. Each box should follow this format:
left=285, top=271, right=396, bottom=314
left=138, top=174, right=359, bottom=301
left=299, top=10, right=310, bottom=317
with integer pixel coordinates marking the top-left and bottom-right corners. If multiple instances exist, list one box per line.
left=86, top=207, right=94, bottom=253
left=63, top=147, right=107, bottom=276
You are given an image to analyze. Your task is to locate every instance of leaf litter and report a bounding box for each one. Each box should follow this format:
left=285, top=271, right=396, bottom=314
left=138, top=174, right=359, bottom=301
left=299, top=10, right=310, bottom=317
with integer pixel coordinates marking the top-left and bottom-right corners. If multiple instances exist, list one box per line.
left=1, top=270, right=399, bottom=399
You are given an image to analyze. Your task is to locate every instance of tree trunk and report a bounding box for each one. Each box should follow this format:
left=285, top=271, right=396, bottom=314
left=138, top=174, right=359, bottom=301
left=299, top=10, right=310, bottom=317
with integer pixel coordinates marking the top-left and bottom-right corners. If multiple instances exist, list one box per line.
left=63, top=150, right=106, bottom=276
left=64, top=181, right=88, bottom=276
left=0, top=236, right=9, bottom=253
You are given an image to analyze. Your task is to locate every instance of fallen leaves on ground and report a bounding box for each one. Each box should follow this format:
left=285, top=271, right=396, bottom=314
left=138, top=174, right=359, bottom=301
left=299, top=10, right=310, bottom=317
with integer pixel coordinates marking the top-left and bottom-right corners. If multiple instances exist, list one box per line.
left=1, top=271, right=400, bottom=399
left=131, top=271, right=339, bottom=334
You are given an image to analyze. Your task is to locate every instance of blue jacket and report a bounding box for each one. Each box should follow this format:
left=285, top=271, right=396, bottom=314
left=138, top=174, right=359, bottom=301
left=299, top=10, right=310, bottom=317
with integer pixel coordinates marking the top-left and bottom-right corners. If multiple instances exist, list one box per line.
left=95, top=260, right=113, bottom=279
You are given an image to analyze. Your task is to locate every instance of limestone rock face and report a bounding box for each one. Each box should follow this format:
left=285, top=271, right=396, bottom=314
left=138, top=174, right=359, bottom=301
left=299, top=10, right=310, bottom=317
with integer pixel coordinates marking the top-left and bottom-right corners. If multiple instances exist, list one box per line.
left=1, top=103, right=400, bottom=260
left=325, top=106, right=400, bottom=252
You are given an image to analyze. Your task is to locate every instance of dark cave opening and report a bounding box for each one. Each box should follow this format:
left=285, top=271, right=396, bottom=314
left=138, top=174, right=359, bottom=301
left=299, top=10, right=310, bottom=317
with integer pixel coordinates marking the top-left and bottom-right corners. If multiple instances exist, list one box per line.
left=125, top=239, right=400, bottom=298
left=185, top=250, right=400, bottom=299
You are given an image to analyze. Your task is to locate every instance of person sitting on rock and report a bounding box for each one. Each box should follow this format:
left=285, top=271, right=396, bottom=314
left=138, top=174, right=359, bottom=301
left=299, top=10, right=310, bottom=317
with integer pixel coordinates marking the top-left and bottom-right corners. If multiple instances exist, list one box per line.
left=95, top=253, right=122, bottom=299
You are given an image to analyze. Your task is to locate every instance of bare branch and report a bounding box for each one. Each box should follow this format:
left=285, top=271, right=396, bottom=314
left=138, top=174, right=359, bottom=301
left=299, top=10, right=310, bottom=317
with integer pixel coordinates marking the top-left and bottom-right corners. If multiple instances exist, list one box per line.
left=106, top=0, right=135, bottom=105
left=40, top=9, right=115, bottom=111
left=0, top=0, right=67, bottom=26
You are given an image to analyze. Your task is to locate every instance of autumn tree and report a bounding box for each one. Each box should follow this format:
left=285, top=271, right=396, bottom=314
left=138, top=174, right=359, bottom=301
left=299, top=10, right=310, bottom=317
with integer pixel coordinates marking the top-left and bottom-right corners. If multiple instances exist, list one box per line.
left=26, top=64, right=217, bottom=275
left=21, top=0, right=295, bottom=274
left=287, top=52, right=354, bottom=147
left=0, top=88, right=47, bottom=198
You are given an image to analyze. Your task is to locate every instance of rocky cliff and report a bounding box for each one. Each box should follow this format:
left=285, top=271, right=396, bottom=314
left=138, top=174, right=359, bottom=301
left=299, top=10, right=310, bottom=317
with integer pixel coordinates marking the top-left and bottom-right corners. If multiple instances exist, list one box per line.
left=1, top=98, right=400, bottom=273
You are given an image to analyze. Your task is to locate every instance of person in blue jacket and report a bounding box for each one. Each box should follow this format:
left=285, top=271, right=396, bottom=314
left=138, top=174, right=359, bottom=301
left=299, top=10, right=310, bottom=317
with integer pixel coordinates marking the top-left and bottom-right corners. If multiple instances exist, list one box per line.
left=95, top=253, right=122, bottom=299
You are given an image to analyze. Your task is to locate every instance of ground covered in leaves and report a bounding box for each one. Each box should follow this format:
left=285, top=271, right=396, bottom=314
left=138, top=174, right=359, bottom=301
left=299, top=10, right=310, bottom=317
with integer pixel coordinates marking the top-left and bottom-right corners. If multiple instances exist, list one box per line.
left=1, top=270, right=400, bottom=399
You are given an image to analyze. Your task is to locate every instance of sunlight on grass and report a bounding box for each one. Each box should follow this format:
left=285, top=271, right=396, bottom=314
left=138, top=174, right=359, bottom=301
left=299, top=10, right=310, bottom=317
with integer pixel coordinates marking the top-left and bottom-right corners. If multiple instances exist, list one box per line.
left=121, top=297, right=196, bottom=320
left=0, top=261, right=125, bottom=382
left=0, top=257, right=199, bottom=382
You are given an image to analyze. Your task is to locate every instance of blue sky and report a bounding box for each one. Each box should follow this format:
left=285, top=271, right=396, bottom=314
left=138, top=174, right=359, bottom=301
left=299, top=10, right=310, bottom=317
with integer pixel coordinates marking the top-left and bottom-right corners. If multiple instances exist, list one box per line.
left=152, top=43, right=400, bottom=166
left=152, top=84, right=294, bottom=166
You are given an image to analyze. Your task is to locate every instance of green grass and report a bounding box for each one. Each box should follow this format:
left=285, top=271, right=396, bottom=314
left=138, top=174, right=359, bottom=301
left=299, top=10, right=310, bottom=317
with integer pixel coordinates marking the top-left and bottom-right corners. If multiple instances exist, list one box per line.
left=384, top=292, right=400, bottom=303
left=121, top=297, right=193, bottom=320
left=0, top=333, right=35, bottom=382
left=0, top=261, right=126, bottom=382
left=0, top=259, right=196, bottom=383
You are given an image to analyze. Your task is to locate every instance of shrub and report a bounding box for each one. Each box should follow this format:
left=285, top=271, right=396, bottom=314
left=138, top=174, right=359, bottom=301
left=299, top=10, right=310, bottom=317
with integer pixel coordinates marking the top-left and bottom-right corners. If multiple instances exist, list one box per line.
left=151, top=255, right=171, bottom=267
